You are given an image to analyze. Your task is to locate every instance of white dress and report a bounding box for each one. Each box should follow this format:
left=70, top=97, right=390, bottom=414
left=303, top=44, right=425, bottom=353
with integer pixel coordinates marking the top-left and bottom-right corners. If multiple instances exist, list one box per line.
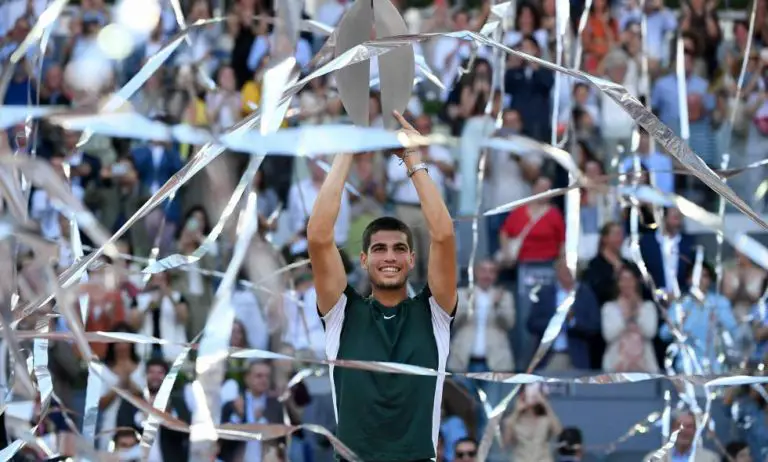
left=98, top=365, right=146, bottom=450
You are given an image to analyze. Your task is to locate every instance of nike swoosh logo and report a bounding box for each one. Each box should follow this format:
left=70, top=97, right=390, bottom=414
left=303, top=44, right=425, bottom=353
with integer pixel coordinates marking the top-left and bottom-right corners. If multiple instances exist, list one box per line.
left=383, top=314, right=396, bottom=320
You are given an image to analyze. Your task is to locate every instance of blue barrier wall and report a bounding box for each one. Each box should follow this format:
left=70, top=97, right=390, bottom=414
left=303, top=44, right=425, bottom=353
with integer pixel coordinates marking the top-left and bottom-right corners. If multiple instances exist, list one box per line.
left=480, top=374, right=739, bottom=462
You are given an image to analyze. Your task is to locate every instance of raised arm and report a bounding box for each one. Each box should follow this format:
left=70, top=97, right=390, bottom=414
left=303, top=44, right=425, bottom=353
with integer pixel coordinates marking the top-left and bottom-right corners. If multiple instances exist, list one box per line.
left=393, top=111, right=457, bottom=314
left=307, top=154, right=355, bottom=315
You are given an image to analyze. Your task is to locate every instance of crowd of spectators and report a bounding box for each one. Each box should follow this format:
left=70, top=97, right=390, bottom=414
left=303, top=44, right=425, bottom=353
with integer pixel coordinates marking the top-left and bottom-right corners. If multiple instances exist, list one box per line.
left=1, top=0, right=768, bottom=460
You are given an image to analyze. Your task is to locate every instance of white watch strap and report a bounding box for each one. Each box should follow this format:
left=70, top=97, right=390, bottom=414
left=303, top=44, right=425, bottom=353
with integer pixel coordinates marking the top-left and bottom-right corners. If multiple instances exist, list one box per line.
left=407, top=162, right=429, bottom=178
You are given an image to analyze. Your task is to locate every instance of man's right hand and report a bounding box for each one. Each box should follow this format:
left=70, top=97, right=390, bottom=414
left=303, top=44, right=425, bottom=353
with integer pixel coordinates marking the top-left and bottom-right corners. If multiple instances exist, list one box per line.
left=393, top=111, right=423, bottom=163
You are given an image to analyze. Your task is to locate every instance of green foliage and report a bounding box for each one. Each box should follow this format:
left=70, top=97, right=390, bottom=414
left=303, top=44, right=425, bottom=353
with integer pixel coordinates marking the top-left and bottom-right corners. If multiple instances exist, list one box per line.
left=422, top=98, right=444, bottom=115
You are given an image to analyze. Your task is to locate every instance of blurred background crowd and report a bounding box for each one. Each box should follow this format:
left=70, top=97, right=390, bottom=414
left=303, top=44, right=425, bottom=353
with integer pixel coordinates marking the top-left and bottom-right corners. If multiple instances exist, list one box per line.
left=1, top=0, right=768, bottom=461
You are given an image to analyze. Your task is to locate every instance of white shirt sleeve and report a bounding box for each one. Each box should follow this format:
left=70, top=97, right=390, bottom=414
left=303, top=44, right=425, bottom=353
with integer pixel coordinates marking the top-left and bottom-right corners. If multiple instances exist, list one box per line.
left=321, top=292, right=348, bottom=361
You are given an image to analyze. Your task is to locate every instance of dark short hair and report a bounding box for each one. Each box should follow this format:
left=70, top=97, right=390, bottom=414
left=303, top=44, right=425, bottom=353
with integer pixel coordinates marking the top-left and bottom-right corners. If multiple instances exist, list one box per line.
left=247, top=359, right=272, bottom=373
left=146, top=357, right=169, bottom=374
left=686, top=260, right=715, bottom=281
left=520, top=34, right=541, bottom=53
left=113, top=428, right=139, bottom=443
left=558, top=427, right=583, bottom=456
left=361, top=216, right=414, bottom=253
left=454, top=436, right=478, bottom=450
left=725, top=441, right=749, bottom=460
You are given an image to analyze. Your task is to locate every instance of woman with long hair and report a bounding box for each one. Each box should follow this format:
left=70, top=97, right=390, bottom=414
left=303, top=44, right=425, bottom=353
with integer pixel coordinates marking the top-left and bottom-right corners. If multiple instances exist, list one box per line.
left=583, top=222, right=629, bottom=306
left=582, top=222, right=630, bottom=368
left=173, top=206, right=216, bottom=335
left=620, top=163, right=657, bottom=236
left=601, top=265, right=659, bottom=373
left=97, top=322, right=145, bottom=450
left=220, top=319, right=253, bottom=404
left=133, top=272, right=189, bottom=361
left=503, top=2, right=548, bottom=57
left=456, top=60, right=500, bottom=217
left=582, top=0, right=618, bottom=72
left=441, top=58, right=493, bottom=137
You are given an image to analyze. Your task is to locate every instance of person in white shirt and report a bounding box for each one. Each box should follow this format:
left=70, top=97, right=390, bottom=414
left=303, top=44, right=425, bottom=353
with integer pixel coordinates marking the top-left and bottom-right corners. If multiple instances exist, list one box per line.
left=281, top=271, right=326, bottom=361
left=287, top=157, right=351, bottom=249
left=386, top=114, right=455, bottom=286
left=429, top=1, right=492, bottom=100
left=231, top=282, right=270, bottom=353
left=131, top=273, right=189, bottom=362
left=220, top=361, right=283, bottom=462
left=448, top=259, right=515, bottom=374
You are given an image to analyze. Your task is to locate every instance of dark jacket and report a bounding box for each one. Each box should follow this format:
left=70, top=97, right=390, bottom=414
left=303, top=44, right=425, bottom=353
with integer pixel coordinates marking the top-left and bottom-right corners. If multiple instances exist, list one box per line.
left=131, top=145, right=183, bottom=224
left=117, top=390, right=191, bottom=461
left=218, top=391, right=284, bottom=462
left=527, top=283, right=601, bottom=370
left=504, top=65, right=555, bottom=142
left=638, top=231, right=696, bottom=294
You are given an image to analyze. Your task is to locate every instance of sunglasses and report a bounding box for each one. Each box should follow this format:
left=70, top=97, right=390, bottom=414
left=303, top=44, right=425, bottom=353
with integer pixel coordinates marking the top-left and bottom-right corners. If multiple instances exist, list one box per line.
left=456, top=450, right=477, bottom=458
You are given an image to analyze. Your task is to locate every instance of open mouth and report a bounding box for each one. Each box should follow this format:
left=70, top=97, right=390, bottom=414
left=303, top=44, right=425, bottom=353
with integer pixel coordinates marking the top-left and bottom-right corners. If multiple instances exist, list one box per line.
left=379, top=266, right=401, bottom=274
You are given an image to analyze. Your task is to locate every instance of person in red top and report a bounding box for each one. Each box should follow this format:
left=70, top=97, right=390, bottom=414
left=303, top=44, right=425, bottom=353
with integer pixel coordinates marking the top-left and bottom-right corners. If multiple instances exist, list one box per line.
left=497, top=175, right=565, bottom=370
left=498, top=176, right=565, bottom=265
left=83, top=257, right=126, bottom=359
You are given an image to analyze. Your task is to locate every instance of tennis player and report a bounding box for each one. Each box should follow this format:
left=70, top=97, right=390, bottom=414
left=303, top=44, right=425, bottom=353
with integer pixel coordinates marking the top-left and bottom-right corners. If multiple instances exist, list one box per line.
left=307, top=111, right=458, bottom=461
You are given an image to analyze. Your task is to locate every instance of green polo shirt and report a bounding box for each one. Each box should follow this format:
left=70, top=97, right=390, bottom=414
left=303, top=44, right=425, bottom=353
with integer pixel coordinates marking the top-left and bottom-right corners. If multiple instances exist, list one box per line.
left=320, top=285, right=455, bottom=461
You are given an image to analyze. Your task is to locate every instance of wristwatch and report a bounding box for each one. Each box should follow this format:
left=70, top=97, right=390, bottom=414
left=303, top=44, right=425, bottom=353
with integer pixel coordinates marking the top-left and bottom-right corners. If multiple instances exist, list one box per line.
left=407, top=162, right=429, bottom=178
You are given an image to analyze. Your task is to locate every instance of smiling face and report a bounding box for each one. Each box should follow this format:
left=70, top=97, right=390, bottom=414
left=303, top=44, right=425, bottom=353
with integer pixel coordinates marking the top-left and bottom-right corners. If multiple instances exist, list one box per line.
left=361, top=230, right=414, bottom=291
